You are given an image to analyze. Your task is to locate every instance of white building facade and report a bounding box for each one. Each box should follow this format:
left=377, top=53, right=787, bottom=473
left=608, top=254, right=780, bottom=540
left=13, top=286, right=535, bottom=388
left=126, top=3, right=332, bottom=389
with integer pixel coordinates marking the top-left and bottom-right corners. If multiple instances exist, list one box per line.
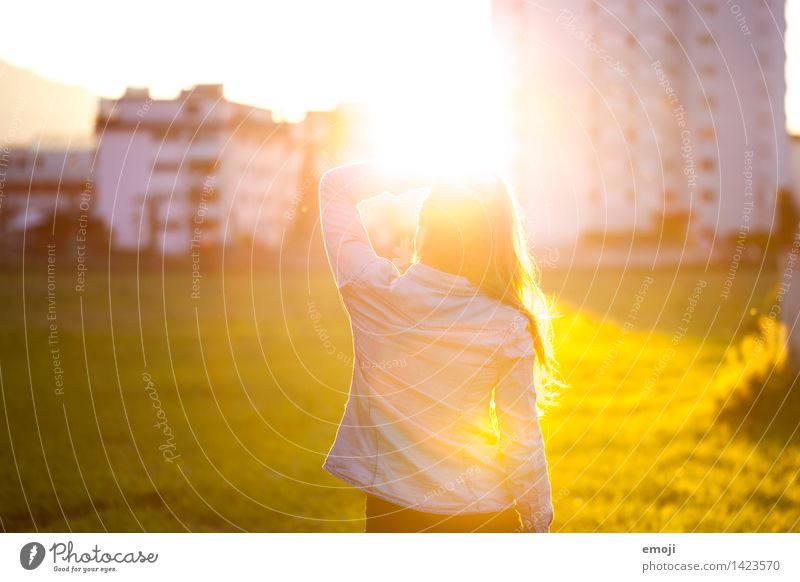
left=95, top=84, right=314, bottom=254
left=493, top=0, right=791, bottom=259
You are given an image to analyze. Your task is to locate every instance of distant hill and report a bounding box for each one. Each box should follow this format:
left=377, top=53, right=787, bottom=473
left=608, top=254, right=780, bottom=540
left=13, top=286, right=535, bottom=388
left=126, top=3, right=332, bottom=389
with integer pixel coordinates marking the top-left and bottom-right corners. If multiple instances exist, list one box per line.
left=0, top=60, right=97, bottom=147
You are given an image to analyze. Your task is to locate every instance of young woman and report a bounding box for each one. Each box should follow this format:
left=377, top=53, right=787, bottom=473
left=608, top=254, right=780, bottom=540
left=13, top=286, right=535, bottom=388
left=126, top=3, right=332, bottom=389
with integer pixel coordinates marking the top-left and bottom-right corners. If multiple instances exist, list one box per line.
left=318, top=160, right=562, bottom=533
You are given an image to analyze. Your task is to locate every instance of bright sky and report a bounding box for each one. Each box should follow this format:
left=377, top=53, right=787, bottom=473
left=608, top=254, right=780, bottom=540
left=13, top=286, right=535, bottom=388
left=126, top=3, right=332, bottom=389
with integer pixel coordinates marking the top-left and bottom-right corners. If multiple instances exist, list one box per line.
left=0, top=0, right=490, bottom=112
left=0, top=0, right=798, bottom=134
left=0, top=0, right=502, bottom=168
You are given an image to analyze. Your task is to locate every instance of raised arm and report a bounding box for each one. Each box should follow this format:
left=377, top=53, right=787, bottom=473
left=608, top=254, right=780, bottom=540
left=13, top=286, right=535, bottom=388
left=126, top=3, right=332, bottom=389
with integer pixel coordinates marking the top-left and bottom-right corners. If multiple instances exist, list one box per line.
left=319, top=160, right=434, bottom=288
left=494, top=315, right=554, bottom=533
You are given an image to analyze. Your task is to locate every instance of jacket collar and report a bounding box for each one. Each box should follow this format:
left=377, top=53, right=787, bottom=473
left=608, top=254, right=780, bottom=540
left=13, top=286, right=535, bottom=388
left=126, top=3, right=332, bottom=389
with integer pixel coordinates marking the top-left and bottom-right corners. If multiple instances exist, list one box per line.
left=405, top=262, right=476, bottom=293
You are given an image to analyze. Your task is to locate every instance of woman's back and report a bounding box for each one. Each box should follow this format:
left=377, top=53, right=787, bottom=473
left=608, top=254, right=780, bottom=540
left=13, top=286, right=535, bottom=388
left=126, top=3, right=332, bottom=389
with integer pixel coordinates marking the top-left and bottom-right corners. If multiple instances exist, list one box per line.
left=319, top=161, right=554, bottom=532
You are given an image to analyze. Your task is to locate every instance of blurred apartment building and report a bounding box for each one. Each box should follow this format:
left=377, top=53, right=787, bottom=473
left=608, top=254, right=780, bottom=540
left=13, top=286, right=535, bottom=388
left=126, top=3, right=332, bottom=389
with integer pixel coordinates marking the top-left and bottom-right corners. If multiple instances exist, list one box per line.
left=2, top=84, right=374, bottom=257
left=493, top=0, right=791, bottom=260
left=95, top=84, right=372, bottom=253
left=0, top=148, right=95, bottom=253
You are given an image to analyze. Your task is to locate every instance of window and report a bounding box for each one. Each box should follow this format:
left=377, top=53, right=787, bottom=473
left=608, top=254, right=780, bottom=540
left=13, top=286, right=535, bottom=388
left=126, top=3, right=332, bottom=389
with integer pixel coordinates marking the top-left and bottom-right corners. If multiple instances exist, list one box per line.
left=700, top=158, right=716, bottom=172
left=700, top=63, right=717, bottom=78
left=699, top=127, right=716, bottom=141
left=165, top=218, right=182, bottom=231
left=188, top=159, right=217, bottom=174
left=697, top=33, right=714, bottom=46
left=153, top=160, right=181, bottom=172
left=701, top=94, right=717, bottom=109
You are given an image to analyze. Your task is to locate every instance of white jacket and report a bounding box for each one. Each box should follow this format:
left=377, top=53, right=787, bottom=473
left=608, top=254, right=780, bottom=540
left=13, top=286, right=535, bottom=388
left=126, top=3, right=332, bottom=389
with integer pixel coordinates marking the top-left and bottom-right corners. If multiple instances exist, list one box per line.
left=319, top=161, right=554, bottom=532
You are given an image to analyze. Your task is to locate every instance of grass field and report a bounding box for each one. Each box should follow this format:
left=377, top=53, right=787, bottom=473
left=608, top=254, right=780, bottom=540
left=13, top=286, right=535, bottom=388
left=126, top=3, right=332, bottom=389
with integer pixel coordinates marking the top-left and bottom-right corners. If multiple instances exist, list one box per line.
left=0, top=254, right=797, bottom=532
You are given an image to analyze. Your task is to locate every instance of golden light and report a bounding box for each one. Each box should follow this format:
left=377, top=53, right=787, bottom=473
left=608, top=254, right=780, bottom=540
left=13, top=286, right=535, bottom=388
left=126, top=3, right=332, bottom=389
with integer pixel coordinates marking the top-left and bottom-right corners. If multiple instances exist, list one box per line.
left=366, top=5, right=510, bottom=176
left=369, top=78, right=506, bottom=175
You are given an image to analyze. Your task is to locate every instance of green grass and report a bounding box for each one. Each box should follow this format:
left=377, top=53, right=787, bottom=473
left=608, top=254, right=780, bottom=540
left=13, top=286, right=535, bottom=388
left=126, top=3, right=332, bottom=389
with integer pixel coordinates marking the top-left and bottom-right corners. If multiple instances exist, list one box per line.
left=0, top=255, right=797, bottom=532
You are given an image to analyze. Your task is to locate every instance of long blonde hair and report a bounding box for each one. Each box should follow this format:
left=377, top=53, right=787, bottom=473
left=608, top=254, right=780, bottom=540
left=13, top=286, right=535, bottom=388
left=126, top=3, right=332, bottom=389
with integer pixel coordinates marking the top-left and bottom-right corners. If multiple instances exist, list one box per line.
left=414, top=171, right=565, bottom=409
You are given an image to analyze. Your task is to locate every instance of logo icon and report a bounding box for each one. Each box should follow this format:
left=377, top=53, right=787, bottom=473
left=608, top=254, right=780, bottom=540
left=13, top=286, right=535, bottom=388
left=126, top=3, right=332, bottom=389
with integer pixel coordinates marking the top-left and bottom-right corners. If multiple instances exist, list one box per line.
left=20, top=542, right=46, bottom=570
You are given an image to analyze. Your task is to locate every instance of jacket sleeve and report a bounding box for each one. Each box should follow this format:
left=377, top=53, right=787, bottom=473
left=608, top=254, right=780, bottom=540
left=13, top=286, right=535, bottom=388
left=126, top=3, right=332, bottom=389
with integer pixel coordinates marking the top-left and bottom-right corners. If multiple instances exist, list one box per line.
left=493, top=314, right=554, bottom=533
left=318, top=162, right=392, bottom=289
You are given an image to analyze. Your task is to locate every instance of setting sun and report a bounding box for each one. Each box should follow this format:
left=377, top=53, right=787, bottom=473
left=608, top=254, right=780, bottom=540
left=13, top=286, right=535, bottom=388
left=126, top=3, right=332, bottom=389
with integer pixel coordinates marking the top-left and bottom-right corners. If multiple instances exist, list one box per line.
left=367, top=22, right=508, bottom=175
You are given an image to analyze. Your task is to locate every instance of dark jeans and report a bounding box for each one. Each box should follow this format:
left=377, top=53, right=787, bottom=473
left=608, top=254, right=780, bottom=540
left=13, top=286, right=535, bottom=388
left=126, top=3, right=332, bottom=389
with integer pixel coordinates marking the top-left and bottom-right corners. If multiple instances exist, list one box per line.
left=364, top=494, right=522, bottom=533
